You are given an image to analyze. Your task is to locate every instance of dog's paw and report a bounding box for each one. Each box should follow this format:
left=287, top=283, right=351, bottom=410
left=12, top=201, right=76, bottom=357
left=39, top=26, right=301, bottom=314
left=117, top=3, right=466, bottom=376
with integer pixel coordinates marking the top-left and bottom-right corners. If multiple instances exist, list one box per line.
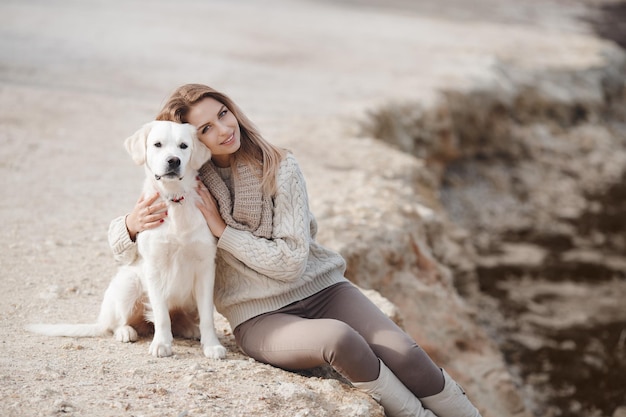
left=114, top=325, right=138, bottom=343
left=203, top=344, right=227, bottom=360
left=149, top=341, right=173, bottom=357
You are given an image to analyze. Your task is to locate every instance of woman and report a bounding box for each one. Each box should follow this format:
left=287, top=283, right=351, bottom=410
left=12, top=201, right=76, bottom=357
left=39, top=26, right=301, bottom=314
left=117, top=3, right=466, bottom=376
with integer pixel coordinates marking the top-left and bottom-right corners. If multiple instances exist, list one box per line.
left=108, top=84, right=482, bottom=417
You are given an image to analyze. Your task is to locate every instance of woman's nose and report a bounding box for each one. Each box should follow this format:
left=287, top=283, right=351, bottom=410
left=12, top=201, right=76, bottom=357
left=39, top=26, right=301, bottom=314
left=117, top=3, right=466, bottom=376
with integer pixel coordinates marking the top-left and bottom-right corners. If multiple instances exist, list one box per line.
left=216, top=121, right=229, bottom=136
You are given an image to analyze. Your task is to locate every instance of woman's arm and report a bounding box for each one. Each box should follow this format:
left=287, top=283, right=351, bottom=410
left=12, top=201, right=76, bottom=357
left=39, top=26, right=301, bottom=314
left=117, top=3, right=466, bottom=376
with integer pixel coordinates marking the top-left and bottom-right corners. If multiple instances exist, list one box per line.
left=108, top=192, right=167, bottom=264
left=198, top=155, right=311, bottom=282
left=125, top=193, right=168, bottom=240
left=108, top=215, right=138, bottom=265
left=196, top=182, right=227, bottom=238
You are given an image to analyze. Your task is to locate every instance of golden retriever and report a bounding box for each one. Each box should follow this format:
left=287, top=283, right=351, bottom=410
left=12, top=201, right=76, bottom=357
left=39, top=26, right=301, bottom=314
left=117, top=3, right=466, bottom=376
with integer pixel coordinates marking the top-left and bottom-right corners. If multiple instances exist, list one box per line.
left=28, top=121, right=226, bottom=359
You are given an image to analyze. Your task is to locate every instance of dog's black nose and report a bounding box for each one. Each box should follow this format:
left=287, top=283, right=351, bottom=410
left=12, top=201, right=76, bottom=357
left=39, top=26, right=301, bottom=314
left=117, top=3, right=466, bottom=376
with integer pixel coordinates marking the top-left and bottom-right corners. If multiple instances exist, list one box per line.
left=167, top=157, right=181, bottom=169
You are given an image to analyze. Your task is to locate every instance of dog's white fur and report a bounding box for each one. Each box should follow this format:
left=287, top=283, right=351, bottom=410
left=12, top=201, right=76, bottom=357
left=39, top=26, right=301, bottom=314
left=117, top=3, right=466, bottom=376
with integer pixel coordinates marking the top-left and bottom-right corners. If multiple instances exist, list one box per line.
left=27, top=121, right=226, bottom=359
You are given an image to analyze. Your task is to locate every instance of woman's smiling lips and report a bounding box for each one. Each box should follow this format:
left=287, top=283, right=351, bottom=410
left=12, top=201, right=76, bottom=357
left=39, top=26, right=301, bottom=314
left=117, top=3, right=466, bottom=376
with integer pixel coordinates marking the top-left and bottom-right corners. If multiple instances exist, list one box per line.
left=221, top=133, right=235, bottom=145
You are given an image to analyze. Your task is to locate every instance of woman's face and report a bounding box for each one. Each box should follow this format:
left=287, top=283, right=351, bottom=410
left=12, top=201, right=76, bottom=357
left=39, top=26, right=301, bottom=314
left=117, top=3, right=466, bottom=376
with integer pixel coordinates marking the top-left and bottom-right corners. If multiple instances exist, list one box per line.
left=187, top=97, right=241, bottom=167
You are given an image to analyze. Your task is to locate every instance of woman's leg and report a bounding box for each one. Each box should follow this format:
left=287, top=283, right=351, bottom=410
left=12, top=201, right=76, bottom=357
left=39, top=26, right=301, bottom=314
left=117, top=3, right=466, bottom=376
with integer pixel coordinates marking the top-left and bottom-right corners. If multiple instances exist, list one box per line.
left=307, top=282, right=445, bottom=398
left=234, top=283, right=482, bottom=417
left=234, top=310, right=380, bottom=383
left=313, top=283, right=482, bottom=417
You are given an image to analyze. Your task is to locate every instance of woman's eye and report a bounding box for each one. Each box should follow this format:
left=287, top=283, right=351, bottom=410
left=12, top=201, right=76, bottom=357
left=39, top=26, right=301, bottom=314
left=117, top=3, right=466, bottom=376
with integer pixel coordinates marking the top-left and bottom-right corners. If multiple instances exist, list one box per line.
left=180, top=143, right=188, bottom=149
left=154, top=142, right=162, bottom=148
left=201, top=125, right=210, bottom=134
left=219, top=110, right=228, bottom=118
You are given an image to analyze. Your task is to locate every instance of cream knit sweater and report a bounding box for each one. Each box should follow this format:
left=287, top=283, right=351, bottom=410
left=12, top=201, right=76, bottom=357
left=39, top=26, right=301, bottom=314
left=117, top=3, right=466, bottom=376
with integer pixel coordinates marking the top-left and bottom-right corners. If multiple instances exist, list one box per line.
left=108, top=153, right=347, bottom=330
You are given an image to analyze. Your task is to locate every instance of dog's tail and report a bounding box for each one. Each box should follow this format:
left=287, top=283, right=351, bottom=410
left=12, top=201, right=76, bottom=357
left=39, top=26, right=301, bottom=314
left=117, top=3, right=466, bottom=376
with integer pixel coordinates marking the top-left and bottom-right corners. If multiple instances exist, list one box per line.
left=25, top=323, right=109, bottom=338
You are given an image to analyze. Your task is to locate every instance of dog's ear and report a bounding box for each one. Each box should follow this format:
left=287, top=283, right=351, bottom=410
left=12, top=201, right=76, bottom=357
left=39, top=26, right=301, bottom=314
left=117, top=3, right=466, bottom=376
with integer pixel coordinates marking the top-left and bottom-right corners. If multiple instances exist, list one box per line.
left=124, top=122, right=153, bottom=165
left=188, top=124, right=212, bottom=170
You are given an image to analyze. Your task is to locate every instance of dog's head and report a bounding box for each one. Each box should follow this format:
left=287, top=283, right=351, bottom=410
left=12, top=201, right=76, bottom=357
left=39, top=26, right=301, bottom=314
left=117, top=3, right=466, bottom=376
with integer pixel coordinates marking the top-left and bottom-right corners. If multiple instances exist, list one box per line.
left=124, top=121, right=212, bottom=180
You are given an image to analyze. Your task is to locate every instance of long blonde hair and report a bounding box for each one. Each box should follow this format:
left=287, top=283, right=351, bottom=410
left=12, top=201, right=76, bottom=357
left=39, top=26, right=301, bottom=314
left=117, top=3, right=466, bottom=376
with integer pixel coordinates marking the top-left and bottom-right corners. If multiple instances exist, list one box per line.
left=156, top=84, right=286, bottom=196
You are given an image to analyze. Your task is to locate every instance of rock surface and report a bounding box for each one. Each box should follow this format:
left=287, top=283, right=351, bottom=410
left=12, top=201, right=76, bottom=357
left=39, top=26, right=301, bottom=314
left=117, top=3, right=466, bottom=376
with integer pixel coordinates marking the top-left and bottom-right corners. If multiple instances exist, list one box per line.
left=365, top=34, right=626, bottom=416
left=0, top=0, right=623, bottom=416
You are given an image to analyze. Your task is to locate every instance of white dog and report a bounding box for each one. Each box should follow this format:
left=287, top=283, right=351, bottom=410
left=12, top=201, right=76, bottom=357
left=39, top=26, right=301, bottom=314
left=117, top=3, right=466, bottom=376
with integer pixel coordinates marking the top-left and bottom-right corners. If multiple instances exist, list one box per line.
left=28, top=121, right=226, bottom=359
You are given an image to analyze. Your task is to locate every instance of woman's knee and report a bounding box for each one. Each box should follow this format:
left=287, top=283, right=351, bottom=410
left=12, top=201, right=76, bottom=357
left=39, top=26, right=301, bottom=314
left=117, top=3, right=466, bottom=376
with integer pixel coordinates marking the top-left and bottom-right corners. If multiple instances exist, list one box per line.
left=321, top=320, right=379, bottom=382
left=377, top=342, right=445, bottom=398
left=322, top=321, right=364, bottom=357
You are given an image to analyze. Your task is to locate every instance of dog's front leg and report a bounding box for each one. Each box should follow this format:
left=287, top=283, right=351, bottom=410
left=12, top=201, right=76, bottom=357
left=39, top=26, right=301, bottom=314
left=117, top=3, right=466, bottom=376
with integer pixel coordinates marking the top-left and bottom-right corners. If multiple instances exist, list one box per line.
left=195, top=264, right=226, bottom=359
left=145, top=270, right=174, bottom=357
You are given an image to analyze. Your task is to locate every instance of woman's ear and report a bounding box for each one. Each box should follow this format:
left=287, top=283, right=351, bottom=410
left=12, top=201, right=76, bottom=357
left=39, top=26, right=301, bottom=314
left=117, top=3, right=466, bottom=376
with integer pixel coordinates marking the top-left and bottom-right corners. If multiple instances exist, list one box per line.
left=124, top=122, right=154, bottom=165
left=188, top=124, right=212, bottom=170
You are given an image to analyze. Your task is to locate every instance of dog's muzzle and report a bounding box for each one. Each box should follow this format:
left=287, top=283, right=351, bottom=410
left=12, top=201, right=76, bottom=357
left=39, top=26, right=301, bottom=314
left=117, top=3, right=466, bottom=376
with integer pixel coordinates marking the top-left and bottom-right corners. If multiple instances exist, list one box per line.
left=155, top=157, right=182, bottom=180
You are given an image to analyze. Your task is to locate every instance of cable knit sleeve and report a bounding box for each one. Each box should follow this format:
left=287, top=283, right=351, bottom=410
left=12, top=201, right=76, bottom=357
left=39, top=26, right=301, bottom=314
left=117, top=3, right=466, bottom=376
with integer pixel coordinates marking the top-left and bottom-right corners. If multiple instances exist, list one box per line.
left=108, top=215, right=138, bottom=265
left=216, top=154, right=310, bottom=282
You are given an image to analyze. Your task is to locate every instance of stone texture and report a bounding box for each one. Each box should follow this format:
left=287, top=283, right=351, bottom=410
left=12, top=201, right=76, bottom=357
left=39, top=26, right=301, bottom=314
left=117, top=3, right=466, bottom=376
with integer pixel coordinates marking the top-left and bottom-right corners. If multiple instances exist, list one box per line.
left=364, top=40, right=626, bottom=416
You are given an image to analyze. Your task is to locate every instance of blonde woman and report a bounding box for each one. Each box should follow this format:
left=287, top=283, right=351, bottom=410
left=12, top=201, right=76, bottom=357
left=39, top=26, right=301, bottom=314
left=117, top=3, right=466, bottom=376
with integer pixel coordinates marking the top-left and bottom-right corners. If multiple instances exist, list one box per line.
left=109, top=84, right=482, bottom=417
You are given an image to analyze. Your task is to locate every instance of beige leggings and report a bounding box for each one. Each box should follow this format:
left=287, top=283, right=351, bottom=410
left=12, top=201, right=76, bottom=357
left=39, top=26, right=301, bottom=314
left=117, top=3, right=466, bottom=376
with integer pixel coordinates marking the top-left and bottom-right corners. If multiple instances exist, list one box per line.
left=234, top=282, right=445, bottom=398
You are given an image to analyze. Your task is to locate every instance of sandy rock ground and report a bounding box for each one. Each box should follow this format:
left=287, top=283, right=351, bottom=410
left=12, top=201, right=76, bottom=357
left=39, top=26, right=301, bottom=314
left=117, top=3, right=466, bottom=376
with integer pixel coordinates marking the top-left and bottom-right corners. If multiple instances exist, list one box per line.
left=0, top=0, right=619, bottom=416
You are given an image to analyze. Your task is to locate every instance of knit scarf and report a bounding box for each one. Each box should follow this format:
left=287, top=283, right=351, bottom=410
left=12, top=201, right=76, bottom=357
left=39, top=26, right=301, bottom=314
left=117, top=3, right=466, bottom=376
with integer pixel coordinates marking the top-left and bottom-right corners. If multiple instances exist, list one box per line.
left=198, top=160, right=274, bottom=239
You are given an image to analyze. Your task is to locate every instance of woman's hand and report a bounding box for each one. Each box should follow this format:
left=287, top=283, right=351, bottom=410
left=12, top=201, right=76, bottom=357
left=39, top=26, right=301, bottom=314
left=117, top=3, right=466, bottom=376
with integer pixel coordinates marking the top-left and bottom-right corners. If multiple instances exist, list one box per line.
left=125, top=193, right=167, bottom=241
left=196, top=179, right=227, bottom=238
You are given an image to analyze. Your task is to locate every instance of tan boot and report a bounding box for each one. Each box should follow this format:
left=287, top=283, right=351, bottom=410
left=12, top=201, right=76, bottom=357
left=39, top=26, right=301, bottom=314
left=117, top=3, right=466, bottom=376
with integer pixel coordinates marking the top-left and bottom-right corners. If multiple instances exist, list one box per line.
left=354, top=360, right=437, bottom=417
left=420, top=369, right=482, bottom=417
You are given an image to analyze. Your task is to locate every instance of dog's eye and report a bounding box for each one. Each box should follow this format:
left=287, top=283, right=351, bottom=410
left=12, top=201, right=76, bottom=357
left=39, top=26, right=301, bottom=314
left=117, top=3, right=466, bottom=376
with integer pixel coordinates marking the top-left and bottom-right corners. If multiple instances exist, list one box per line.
left=154, top=142, right=162, bottom=148
left=180, top=143, right=188, bottom=150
